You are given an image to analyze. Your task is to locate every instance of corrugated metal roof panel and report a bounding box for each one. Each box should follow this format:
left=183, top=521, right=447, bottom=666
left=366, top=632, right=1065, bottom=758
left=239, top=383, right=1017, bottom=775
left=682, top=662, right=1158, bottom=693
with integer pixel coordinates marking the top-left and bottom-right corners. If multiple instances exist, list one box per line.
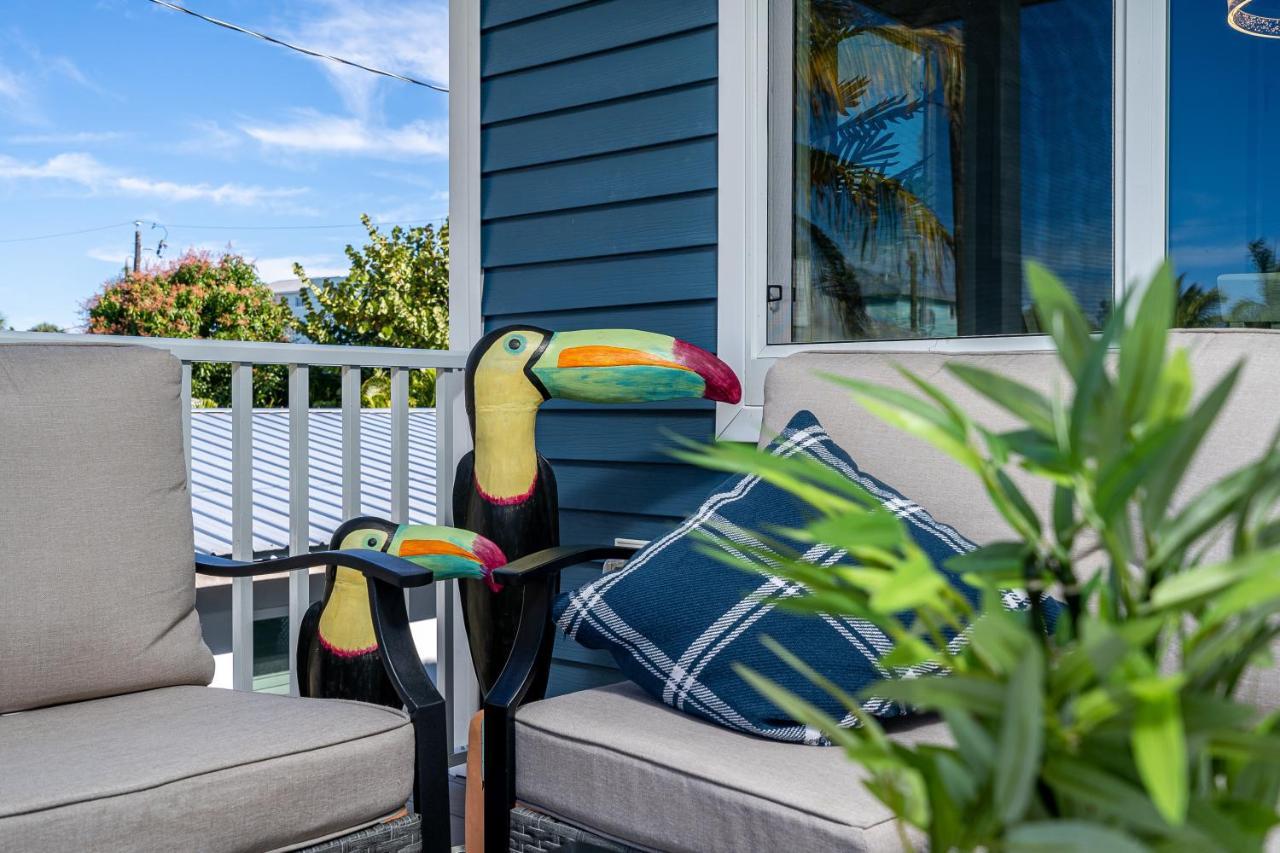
left=190, top=410, right=437, bottom=556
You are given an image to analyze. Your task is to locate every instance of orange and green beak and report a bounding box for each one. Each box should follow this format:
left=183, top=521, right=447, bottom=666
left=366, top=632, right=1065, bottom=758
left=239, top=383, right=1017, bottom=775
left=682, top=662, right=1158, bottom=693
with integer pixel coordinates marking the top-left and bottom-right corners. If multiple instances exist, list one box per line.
left=387, top=525, right=507, bottom=592
left=529, top=329, right=741, bottom=405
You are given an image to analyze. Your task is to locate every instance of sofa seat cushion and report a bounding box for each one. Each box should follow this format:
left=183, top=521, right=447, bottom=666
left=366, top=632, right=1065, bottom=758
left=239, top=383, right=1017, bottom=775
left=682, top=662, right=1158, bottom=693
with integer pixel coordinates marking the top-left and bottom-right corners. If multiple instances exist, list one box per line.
left=515, top=682, right=946, bottom=853
left=0, top=686, right=415, bottom=853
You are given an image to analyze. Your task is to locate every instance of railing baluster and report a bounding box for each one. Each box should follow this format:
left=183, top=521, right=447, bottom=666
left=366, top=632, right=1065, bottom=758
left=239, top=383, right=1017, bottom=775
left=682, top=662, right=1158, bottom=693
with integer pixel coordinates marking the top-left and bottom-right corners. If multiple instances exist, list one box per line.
left=230, top=362, right=255, bottom=693
left=287, top=364, right=310, bottom=696
left=391, top=367, right=411, bottom=525
left=433, top=367, right=479, bottom=756
left=341, top=365, right=362, bottom=518
left=180, top=362, right=193, bottom=485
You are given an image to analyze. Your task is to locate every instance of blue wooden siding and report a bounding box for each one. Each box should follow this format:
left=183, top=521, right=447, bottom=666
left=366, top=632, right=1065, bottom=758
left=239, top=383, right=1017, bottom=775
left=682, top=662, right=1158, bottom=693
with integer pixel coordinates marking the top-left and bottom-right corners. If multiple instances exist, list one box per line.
left=479, top=0, right=719, bottom=696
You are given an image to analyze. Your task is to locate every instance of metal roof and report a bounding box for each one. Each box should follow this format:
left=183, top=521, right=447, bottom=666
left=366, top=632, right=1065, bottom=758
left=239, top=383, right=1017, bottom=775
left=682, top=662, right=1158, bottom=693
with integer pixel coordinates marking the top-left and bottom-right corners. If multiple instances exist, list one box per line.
left=190, top=409, right=438, bottom=556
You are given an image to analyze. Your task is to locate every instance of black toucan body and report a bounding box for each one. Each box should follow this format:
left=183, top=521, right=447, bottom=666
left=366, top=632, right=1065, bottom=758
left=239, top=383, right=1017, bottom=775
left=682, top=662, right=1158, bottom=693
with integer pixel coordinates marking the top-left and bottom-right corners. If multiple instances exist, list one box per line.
left=455, top=325, right=742, bottom=698
left=298, top=516, right=505, bottom=706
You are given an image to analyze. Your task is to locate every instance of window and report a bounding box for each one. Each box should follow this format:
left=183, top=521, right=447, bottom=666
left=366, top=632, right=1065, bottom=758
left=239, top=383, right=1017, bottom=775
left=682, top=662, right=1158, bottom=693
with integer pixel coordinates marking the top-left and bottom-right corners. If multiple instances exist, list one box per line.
left=1169, top=0, right=1280, bottom=329
left=769, top=0, right=1115, bottom=344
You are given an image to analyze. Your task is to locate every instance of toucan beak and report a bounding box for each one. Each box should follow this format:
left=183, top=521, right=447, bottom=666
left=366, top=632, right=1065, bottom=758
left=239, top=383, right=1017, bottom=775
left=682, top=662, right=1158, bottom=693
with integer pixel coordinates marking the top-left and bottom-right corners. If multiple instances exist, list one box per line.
left=387, top=525, right=507, bottom=592
left=530, top=329, right=741, bottom=404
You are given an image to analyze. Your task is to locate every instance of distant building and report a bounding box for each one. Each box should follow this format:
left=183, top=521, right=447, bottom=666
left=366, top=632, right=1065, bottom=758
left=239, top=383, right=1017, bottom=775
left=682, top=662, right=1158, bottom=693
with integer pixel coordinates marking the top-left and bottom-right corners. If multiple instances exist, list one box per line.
left=268, top=276, right=344, bottom=341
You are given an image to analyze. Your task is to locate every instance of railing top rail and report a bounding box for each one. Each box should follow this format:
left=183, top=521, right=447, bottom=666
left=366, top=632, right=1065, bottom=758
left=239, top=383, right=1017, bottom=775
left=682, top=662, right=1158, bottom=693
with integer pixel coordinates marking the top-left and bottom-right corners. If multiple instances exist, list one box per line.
left=0, top=331, right=469, bottom=370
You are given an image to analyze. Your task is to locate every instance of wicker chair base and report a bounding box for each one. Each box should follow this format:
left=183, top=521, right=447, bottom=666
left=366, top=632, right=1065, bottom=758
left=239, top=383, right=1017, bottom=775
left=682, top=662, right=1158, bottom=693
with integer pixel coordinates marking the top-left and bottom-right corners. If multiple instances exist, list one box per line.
left=509, top=806, right=642, bottom=853
left=301, top=812, right=422, bottom=853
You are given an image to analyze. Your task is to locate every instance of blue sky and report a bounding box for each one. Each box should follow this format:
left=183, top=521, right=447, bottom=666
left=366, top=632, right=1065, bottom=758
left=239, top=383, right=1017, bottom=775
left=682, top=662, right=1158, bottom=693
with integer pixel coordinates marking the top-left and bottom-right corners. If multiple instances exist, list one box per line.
left=0, top=0, right=449, bottom=331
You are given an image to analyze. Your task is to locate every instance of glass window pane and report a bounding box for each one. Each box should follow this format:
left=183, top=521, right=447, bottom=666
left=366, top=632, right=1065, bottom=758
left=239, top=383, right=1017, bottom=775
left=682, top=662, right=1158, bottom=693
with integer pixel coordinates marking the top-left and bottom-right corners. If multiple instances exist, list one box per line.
left=774, top=0, right=1114, bottom=344
left=1170, top=0, right=1280, bottom=329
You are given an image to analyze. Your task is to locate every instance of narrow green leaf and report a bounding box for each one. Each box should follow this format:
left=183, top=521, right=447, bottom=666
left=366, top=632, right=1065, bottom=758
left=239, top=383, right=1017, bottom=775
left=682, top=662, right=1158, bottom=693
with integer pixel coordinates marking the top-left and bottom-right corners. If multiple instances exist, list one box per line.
left=941, top=708, right=995, bottom=776
left=1042, top=755, right=1183, bottom=836
left=947, top=362, right=1057, bottom=436
left=1117, top=260, right=1174, bottom=425
left=946, top=541, right=1030, bottom=577
left=1149, top=551, right=1280, bottom=612
left=869, top=675, right=1005, bottom=717
left=1141, top=363, right=1242, bottom=530
left=995, top=645, right=1045, bottom=823
left=1026, top=260, right=1093, bottom=379
left=1132, top=686, right=1188, bottom=825
left=1006, top=820, right=1146, bottom=853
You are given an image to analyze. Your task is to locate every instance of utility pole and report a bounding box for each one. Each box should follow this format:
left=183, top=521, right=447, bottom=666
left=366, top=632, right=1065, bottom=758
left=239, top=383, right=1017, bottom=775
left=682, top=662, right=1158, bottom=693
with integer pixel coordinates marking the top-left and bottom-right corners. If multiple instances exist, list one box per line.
left=133, top=221, right=143, bottom=273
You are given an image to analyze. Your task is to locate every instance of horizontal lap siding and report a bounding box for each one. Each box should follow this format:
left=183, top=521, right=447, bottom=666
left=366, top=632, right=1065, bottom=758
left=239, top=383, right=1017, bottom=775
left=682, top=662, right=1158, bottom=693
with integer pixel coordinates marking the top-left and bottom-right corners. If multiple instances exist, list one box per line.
left=481, top=0, right=718, bottom=696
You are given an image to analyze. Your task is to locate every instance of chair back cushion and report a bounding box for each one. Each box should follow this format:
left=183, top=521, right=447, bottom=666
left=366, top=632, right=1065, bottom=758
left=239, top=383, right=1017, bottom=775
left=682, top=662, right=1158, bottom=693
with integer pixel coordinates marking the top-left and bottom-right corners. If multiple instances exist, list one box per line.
left=0, top=343, right=213, bottom=712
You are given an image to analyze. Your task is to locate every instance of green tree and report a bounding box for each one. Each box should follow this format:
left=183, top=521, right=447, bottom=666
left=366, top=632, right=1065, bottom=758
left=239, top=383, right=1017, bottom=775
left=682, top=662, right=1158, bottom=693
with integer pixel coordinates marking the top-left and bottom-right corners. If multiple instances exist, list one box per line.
left=27, top=322, right=64, bottom=333
left=84, top=251, right=295, bottom=406
left=0, top=311, right=9, bottom=330
left=294, top=215, right=448, bottom=406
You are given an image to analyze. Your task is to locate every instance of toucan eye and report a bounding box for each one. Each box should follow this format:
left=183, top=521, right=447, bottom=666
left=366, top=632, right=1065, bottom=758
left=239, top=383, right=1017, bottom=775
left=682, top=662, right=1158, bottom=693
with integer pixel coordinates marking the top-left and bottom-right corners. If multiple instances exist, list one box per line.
left=366, top=536, right=378, bottom=548
left=506, top=335, right=526, bottom=353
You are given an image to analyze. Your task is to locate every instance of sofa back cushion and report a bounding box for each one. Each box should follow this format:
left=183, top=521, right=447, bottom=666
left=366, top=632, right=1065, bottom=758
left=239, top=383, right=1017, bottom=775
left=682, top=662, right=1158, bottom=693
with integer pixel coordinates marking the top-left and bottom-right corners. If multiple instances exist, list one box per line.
left=0, top=344, right=213, bottom=712
left=762, top=329, right=1280, bottom=707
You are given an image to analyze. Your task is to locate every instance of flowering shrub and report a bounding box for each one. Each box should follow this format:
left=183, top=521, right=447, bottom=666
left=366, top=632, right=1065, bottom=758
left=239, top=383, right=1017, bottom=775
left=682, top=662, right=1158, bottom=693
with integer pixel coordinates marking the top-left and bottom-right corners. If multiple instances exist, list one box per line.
left=85, top=251, right=294, bottom=406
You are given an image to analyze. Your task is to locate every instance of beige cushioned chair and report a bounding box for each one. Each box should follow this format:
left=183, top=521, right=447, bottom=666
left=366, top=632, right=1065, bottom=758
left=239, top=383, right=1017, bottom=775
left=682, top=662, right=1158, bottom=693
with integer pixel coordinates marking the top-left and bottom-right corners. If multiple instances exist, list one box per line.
left=0, top=344, right=450, bottom=853
left=476, top=329, right=1280, bottom=852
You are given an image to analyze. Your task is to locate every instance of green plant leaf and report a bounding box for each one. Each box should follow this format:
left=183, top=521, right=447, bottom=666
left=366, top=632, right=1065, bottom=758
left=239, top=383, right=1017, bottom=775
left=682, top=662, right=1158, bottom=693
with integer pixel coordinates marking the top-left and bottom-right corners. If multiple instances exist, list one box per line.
left=1026, top=260, right=1093, bottom=380
left=1042, top=755, right=1186, bottom=836
left=1131, top=683, right=1188, bottom=826
left=941, top=708, right=995, bottom=777
left=947, top=541, right=1030, bottom=577
left=1116, top=260, right=1174, bottom=426
left=947, top=362, right=1057, bottom=436
left=869, top=675, right=1005, bottom=717
left=1140, top=363, right=1242, bottom=530
left=1149, top=551, right=1280, bottom=612
left=1006, top=820, right=1147, bottom=853
left=995, top=644, right=1044, bottom=823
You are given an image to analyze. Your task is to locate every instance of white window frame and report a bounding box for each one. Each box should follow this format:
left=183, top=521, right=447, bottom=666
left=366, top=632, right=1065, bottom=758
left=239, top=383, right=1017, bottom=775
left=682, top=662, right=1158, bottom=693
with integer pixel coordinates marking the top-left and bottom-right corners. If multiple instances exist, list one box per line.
left=715, top=0, right=1170, bottom=440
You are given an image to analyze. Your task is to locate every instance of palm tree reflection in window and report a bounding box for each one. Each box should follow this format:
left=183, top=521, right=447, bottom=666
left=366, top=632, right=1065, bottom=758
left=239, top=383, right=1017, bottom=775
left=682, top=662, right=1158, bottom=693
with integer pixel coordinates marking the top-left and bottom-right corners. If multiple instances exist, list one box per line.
left=791, top=2, right=962, bottom=343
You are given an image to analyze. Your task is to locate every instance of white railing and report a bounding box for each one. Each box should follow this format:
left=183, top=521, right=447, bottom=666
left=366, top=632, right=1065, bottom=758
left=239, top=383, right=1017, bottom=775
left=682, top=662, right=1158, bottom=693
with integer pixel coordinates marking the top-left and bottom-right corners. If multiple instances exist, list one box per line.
left=0, top=331, right=478, bottom=753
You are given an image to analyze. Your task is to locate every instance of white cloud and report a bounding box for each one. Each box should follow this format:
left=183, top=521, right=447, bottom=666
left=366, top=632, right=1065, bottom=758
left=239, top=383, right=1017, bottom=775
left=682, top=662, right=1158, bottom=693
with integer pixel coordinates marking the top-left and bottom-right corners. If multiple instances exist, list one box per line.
left=0, top=62, right=40, bottom=124
left=240, top=111, right=447, bottom=159
left=287, top=0, right=449, bottom=118
left=0, top=152, right=308, bottom=208
left=7, top=130, right=129, bottom=145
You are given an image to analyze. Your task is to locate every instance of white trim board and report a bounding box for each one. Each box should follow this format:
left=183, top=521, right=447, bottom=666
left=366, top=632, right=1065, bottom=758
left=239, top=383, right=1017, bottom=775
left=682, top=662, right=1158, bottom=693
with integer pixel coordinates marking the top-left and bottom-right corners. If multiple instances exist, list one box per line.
left=444, top=0, right=483, bottom=756
left=715, top=0, right=1170, bottom=443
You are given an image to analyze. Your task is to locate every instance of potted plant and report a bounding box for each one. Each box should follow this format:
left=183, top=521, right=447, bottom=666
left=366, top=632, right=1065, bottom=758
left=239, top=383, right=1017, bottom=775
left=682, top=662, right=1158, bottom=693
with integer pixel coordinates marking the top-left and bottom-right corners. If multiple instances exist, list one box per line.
left=694, top=263, right=1280, bottom=850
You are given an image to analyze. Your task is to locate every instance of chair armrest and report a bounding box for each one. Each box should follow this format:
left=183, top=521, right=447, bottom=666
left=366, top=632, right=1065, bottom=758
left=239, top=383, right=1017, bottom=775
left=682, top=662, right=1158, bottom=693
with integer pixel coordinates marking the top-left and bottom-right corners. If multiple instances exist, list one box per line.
left=481, top=543, right=640, bottom=853
left=196, top=547, right=451, bottom=850
left=195, top=549, right=433, bottom=588
left=491, top=544, right=638, bottom=587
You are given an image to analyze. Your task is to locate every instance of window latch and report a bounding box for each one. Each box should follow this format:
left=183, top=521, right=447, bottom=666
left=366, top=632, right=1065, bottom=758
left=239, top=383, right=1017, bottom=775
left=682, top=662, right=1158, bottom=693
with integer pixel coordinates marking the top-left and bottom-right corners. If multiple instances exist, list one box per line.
left=766, top=284, right=784, bottom=304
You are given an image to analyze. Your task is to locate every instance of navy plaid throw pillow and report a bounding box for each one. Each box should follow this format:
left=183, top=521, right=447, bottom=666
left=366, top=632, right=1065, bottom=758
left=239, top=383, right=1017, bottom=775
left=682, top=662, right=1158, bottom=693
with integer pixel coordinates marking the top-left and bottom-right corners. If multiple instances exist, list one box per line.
left=554, top=410, right=1049, bottom=745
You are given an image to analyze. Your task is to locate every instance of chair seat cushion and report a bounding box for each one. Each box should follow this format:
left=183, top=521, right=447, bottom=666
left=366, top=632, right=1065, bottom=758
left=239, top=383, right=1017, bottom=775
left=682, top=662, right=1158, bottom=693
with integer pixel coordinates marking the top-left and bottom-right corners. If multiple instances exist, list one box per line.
left=515, top=682, right=948, bottom=853
left=0, top=686, right=414, bottom=853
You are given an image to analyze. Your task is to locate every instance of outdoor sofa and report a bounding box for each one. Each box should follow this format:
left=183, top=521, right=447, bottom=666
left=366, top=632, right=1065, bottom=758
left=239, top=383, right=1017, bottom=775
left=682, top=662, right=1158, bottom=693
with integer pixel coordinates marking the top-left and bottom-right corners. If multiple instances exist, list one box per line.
left=481, top=329, right=1280, bottom=852
left=0, top=343, right=451, bottom=853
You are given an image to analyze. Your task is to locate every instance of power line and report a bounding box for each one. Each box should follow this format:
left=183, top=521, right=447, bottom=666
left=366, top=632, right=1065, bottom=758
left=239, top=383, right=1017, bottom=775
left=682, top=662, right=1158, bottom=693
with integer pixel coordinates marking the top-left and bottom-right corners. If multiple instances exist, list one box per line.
left=163, top=218, right=447, bottom=232
left=145, top=0, right=448, bottom=93
left=0, top=222, right=134, bottom=245
left=0, top=218, right=446, bottom=245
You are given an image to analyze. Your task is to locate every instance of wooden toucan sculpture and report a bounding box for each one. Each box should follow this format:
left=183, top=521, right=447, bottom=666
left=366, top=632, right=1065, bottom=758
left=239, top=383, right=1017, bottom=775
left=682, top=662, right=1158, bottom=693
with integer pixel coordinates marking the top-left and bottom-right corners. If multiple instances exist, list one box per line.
left=298, top=515, right=506, bottom=707
left=455, top=326, right=742, bottom=697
